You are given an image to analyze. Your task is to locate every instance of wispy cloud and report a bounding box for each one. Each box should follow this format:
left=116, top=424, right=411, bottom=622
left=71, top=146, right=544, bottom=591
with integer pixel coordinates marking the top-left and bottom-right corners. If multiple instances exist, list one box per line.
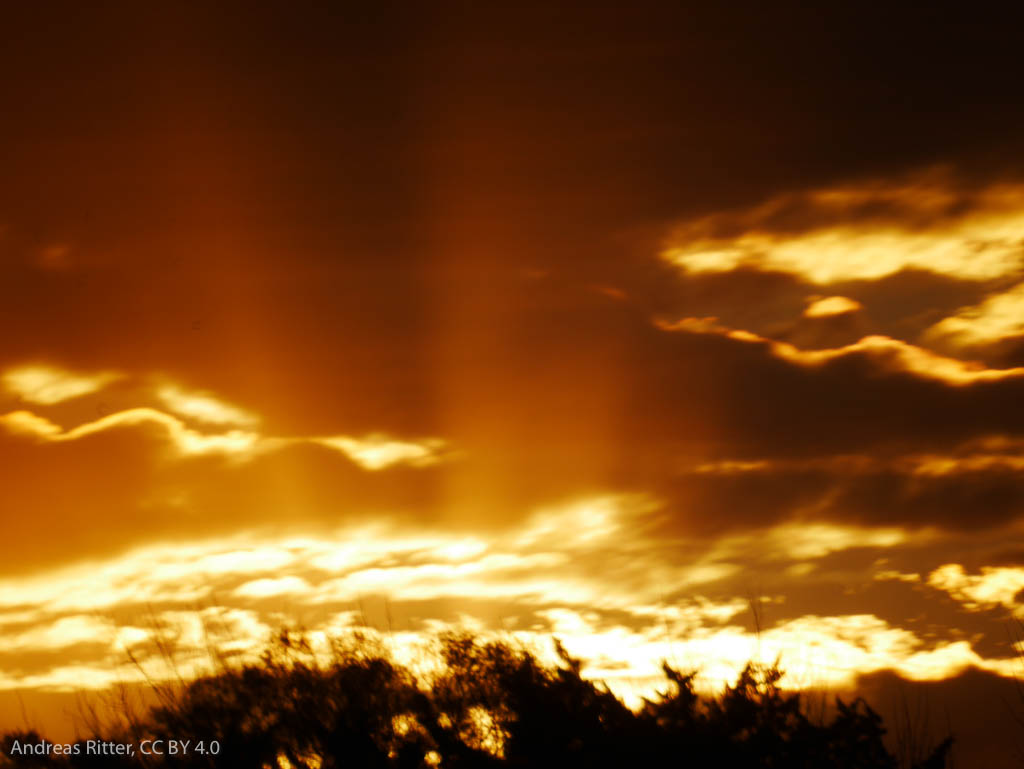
left=924, top=281, right=1024, bottom=349
left=1, top=364, right=120, bottom=405
left=1, top=407, right=261, bottom=457
left=661, top=317, right=1024, bottom=385
left=927, top=563, right=1024, bottom=616
left=314, top=434, right=450, bottom=470
left=157, top=384, right=259, bottom=427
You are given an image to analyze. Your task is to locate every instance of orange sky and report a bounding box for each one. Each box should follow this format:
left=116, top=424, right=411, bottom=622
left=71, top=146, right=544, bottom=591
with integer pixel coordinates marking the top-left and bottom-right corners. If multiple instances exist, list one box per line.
left=3, top=4, right=1024, bottom=764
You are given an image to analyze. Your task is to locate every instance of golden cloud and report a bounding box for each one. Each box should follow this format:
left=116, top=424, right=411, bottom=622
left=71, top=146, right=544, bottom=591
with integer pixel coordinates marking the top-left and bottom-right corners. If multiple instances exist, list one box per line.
left=927, top=563, right=1024, bottom=615
left=662, top=175, right=1024, bottom=282
left=693, top=449, right=1024, bottom=478
left=0, top=406, right=262, bottom=457
left=710, top=522, right=907, bottom=562
left=156, top=384, right=259, bottom=427
left=0, top=512, right=1018, bottom=704
left=924, top=281, right=1024, bottom=348
left=3, top=384, right=452, bottom=469
left=314, top=434, right=450, bottom=470
left=1, top=364, right=120, bottom=405
left=0, top=410, right=62, bottom=439
left=803, top=296, right=863, bottom=318
left=661, top=317, right=1024, bottom=385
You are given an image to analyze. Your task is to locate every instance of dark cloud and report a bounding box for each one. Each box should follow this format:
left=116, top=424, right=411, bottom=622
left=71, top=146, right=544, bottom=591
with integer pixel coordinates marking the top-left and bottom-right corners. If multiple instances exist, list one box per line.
left=834, top=467, right=1024, bottom=530
left=640, top=465, right=1024, bottom=540
left=843, top=270, right=1014, bottom=347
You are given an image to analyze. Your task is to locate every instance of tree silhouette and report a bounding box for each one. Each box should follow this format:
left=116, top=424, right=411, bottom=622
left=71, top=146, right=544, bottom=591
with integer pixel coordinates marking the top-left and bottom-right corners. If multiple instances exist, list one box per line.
left=0, top=631, right=952, bottom=769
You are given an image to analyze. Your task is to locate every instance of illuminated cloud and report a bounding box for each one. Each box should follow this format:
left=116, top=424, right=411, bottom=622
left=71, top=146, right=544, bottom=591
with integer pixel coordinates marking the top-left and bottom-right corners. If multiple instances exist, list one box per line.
left=0, top=508, right=1019, bottom=707
left=662, top=317, right=1024, bottom=385
left=235, top=576, right=312, bottom=598
left=0, top=665, right=148, bottom=693
left=4, top=406, right=263, bottom=457
left=309, top=553, right=579, bottom=604
left=0, top=410, right=61, bottom=439
left=711, top=522, right=908, bottom=562
left=315, top=434, right=450, bottom=470
left=303, top=530, right=489, bottom=573
left=515, top=495, right=646, bottom=548
left=803, top=296, right=862, bottom=318
left=927, top=563, right=1024, bottom=615
left=490, top=609, right=1020, bottom=701
left=874, top=569, right=921, bottom=583
left=772, top=335, right=1024, bottom=385
left=748, top=615, right=1019, bottom=685
left=157, top=384, right=259, bottom=427
left=924, top=281, right=1024, bottom=348
left=1, top=364, right=120, bottom=405
left=3, top=374, right=453, bottom=470
left=0, top=615, right=150, bottom=655
left=663, top=175, right=1024, bottom=283
left=902, top=452, right=1024, bottom=475
left=693, top=450, right=1024, bottom=478
left=146, top=608, right=270, bottom=657
left=0, top=540, right=298, bottom=614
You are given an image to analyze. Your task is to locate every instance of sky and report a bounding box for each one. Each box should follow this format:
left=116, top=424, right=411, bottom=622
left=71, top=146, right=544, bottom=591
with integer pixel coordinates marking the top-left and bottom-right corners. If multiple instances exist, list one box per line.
left=4, top=2, right=1024, bottom=763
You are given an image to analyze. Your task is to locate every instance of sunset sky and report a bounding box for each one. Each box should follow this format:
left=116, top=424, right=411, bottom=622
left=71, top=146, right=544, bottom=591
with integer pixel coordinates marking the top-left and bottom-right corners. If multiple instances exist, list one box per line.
left=4, top=3, right=1024, bottom=763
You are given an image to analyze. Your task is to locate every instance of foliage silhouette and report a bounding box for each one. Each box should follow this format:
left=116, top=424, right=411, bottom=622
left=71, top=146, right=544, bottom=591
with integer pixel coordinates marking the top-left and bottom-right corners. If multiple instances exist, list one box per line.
left=1, top=630, right=952, bottom=768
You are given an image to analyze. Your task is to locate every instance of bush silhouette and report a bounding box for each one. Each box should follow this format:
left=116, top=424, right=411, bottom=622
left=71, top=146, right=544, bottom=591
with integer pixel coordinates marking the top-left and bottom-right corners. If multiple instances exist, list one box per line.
left=1, top=631, right=952, bottom=768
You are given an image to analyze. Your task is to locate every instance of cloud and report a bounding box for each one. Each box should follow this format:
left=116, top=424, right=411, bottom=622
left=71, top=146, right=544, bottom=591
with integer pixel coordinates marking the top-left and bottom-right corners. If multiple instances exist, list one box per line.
left=0, top=410, right=61, bottom=438
left=477, top=609, right=1020, bottom=699
left=664, top=318, right=1024, bottom=386
left=515, top=495, right=647, bottom=548
left=314, top=434, right=450, bottom=470
left=710, top=523, right=907, bottom=562
left=0, top=399, right=457, bottom=573
left=1, top=406, right=261, bottom=457
left=1, top=364, right=120, bottom=405
left=924, top=281, right=1024, bottom=350
left=803, top=295, right=863, bottom=318
left=234, top=576, right=313, bottom=599
left=0, top=615, right=144, bottom=654
left=873, top=569, right=920, bottom=584
left=662, top=174, right=1024, bottom=283
left=927, top=563, right=1024, bottom=615
left=0, top=539, right=299, bottom=614
left=156, top=384, right=258, bottom=427
left=632, top=316, right=1024, bottom=465
left=1, top=516, right=1017, bottom=699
